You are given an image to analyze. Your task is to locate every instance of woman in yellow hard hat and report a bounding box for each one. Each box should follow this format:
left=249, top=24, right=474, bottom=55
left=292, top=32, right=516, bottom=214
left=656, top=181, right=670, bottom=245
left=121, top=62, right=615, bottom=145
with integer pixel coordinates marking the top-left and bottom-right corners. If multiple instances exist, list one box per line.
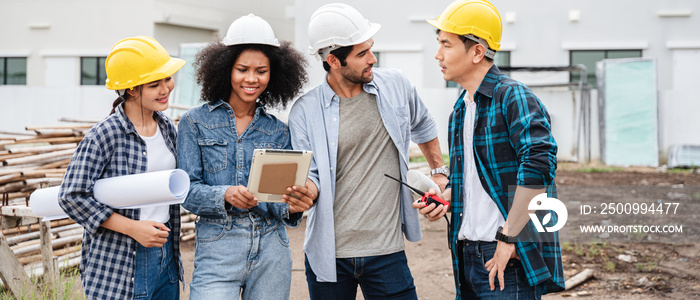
left=177, top=14, right=315, bottom=299
left=59, top=36, right=185, bottom=300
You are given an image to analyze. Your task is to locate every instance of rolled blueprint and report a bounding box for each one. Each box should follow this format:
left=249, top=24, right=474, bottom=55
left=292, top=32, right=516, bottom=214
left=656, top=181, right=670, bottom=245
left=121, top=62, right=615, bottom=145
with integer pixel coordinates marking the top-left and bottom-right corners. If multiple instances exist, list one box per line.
left=30, top=169, right=190, bottom=221
left=406, top=169, right=441, bottom=200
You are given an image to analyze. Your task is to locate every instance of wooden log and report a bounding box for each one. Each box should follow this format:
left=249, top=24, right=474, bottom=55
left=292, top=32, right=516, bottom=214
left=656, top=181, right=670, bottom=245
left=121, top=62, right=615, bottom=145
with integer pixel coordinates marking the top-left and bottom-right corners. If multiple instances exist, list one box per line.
left=56, top=228, right=83, bottom=238
left=13, top=234, right=82, bottom=256
left=0, top=166, right=39, bottom=177
left=40, top=158, right=72, bottom=169
left=565, top=268, right=595, bottom=290
left=0, top=231, right=42, bottom=297
left=18, top=245, right=81, bottom=265
left=26, top=125, right=92, bottom=131
left=10, top=136, right=83, bottom=145
left=57, top=117, right=99, bottom=124
left=11, top=239, right=41, bottom=252
left=0, top=173, right=23, bottom=185
left=20, top=168, right=66, bottom=177
left=181, top=233, right=196, bottom=241
left=0, top=130, right=36, bottom=136
left=8, top=143, right=77, bottom=154
left=25, top=251, right=81, bottom=278
left=2, top=218, right=74, bottom=235
left=6, top=223, right=82, bottom=246
left=181, top=222, right=195, bottom=230
left=0, top=181, right=26, bottom=194
left=181, top=214, right=197, bottom=223
left=23, top=177, right=63, bottom=189
left=4, top=192, right=32, bottom=202
left=0, top=153, right=33, bottom=161
left=3, top=149, right=75, bottom=166
left=33, top=129, right=75, bottom=136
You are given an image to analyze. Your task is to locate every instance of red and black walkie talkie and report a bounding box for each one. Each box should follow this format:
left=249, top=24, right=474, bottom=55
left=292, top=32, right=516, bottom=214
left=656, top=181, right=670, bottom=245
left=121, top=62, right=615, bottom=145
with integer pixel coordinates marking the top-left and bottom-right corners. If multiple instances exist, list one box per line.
left=384, top=174, right=450, bottom=210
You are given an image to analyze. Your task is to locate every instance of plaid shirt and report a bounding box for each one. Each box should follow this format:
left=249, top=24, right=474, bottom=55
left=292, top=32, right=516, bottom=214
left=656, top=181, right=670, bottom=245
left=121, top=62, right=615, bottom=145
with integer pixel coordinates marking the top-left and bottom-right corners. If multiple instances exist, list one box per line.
left=59, top=104, right=183, bottom=300
left=447, top=65, right=565, bottom=297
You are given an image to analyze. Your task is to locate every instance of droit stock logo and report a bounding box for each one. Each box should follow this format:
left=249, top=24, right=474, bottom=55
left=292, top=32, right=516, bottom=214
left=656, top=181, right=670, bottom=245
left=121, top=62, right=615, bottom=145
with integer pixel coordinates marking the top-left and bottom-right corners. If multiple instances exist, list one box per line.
left=528, top=193, right=568, bottom=233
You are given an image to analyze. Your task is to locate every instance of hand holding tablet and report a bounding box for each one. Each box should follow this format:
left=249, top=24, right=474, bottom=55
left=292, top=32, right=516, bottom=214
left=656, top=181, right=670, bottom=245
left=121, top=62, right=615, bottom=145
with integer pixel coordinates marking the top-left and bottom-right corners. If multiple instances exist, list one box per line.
left=247, top=149, right=313, bottom=202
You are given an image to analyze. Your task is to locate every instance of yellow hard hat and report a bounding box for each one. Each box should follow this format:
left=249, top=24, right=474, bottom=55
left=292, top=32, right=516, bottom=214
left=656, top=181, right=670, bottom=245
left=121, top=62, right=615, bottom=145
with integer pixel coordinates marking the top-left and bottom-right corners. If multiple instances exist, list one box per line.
left=427, top=0, right=502, bottom=52
left=104, top=36, right=185, bottom=90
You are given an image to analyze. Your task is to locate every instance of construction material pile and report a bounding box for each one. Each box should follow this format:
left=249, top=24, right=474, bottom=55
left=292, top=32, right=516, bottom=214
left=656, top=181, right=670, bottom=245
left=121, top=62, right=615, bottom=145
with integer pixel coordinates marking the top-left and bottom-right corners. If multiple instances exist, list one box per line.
left=0, top=120, right=196, bottom=278
left=0, top=124, right=92, bottom=206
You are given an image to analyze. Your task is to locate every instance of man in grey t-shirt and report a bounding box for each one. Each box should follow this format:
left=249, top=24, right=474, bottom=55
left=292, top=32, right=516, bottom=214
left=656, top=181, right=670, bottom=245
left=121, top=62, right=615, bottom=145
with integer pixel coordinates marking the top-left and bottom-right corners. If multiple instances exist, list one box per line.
left=288, top=3, right=448, bottom=299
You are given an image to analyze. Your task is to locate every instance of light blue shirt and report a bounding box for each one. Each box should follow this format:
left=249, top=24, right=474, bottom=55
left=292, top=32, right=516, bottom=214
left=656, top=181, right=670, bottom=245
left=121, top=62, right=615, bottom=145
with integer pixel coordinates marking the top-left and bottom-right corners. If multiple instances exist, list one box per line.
left=288, top=68, right=438, bottom=282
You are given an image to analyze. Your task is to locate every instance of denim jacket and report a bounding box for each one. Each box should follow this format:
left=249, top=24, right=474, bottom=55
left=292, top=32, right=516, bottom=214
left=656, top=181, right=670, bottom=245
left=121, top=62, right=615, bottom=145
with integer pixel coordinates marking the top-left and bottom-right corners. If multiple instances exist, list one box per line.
left=177, top=99, right=302, bottom=226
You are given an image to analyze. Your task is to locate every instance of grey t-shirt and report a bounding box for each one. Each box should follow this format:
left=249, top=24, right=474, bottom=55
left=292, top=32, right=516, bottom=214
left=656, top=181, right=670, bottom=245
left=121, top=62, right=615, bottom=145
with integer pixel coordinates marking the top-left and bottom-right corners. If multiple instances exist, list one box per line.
left=334, top=90, right=404, bottom=258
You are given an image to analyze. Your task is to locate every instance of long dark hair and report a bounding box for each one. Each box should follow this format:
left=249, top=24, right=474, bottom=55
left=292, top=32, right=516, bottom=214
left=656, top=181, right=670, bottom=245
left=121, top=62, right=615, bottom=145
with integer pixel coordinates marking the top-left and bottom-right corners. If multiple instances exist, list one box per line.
left=194, top=41, right=308, bottom=109
left=110, top=92, right=129, bottom=114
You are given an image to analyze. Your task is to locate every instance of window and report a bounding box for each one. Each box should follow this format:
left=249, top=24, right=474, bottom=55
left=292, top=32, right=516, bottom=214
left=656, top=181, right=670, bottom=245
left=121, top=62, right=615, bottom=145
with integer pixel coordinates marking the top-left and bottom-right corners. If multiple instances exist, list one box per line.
left=81, top=57, right=107, bottom=85
left=446, top=51, right=510, bottom=88
left=0, top=57, right=27, bottom=85
left=570, top=50, right=642, bottom=88
left=372, top=51, right=381, bottom=68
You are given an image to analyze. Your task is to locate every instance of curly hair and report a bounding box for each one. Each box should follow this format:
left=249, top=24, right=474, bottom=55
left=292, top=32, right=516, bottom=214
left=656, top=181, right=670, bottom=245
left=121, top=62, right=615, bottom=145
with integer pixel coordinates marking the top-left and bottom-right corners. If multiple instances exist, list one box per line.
left=194, top=41, right=308, bottom=109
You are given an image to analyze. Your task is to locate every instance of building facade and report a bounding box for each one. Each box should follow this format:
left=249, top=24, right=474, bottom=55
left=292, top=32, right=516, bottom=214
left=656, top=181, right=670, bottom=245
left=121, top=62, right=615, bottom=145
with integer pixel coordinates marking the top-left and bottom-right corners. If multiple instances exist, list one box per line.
left=1, top=0, right=698, bottom=164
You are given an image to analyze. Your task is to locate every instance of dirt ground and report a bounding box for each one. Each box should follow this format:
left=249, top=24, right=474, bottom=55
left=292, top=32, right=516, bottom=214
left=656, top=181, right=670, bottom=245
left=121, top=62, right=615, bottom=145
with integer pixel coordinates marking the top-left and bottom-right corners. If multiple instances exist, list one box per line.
left=180, top=166, right=700, bottom=299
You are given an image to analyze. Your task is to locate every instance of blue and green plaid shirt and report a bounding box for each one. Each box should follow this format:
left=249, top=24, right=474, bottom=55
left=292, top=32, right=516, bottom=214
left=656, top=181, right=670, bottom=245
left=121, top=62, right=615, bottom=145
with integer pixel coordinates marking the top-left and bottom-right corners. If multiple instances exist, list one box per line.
left=447, top=65, right=565, bottom=297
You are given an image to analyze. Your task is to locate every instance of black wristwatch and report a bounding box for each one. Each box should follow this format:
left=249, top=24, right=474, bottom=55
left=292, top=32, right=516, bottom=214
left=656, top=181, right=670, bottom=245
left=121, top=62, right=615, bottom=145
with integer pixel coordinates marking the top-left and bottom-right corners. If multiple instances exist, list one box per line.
left=495, top=226, right=517, bottom=244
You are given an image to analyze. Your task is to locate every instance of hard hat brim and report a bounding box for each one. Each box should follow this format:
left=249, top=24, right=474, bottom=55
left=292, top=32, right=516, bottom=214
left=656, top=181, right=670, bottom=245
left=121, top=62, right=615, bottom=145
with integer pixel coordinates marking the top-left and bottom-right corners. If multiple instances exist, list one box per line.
left=426, top=19, right=445, bottom=32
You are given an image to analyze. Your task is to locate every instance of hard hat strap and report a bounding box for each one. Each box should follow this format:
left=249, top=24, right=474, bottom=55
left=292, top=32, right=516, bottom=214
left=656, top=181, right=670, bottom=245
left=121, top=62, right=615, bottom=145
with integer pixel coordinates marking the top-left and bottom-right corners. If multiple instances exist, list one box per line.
left=463, top=34, right=496, bottom=59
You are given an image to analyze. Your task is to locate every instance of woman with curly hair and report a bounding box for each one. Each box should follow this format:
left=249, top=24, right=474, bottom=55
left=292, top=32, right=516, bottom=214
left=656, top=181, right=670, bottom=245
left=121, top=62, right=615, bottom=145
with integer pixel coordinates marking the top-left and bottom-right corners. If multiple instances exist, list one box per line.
left=176, top=14, right=316, bottom=299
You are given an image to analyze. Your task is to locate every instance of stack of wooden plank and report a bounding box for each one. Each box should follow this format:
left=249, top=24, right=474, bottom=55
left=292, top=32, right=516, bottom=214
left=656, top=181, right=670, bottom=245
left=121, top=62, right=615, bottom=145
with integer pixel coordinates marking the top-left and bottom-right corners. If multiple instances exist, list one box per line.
left=0, top=124, right=92, bottom=206
left=0, top=123, right=92, bottom=280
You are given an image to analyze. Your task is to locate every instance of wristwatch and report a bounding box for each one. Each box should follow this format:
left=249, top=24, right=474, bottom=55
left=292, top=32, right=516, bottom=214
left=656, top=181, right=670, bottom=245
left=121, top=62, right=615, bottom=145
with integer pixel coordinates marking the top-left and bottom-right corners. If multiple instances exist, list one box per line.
left=495, top=226, right=518, bottom=244
left=430, top=165, right=449, bottom=177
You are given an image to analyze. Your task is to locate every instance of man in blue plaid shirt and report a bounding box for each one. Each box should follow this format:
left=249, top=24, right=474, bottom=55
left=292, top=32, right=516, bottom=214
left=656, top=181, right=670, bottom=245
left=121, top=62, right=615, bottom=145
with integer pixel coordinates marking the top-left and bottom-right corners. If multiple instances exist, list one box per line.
left=414, top=0, right=565, bottom=299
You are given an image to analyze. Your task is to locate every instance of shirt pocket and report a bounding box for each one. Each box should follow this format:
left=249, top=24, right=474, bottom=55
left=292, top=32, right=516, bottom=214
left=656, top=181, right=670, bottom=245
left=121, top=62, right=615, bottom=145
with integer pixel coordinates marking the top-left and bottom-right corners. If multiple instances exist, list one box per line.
left=197, top=138, right=228, bottom=173
left=392, top=105, right=410, bottom=142
left=254, top=141, right=284, bottom=150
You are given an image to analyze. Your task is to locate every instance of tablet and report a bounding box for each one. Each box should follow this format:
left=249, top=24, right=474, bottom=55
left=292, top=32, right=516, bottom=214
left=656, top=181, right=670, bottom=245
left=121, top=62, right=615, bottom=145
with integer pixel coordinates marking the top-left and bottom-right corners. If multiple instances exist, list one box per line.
left=247, top=149, right=313, bottom=202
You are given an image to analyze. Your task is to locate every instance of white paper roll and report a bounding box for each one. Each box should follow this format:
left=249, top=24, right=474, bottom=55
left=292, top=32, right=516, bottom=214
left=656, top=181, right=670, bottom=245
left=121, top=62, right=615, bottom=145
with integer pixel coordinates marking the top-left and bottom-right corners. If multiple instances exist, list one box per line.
left=406, top=169, right=440, bottom=199
left=29, top=169, right=190, bottom=221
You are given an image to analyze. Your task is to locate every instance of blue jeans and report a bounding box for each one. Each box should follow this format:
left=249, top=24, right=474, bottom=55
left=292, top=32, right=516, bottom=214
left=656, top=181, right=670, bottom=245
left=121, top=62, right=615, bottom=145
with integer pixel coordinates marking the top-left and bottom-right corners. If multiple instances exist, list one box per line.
left=189, top=213, right=292, bottom=300
left=133, top=230, right=179, bottom=300
left=305, top=251, right=417, bottom=300
left=458, top=240, right=541, bottom=300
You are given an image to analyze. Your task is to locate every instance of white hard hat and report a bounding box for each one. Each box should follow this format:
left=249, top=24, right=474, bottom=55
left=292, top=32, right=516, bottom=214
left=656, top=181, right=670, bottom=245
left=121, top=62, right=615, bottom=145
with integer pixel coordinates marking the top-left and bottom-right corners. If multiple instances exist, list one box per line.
left=222, top=13, right=280, bottom=47
left=307, top=3, right=380, bottom=61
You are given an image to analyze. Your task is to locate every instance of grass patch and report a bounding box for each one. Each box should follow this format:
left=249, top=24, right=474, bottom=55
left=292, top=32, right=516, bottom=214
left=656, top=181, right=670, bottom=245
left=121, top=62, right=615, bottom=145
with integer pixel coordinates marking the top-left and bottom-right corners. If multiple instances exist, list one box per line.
left=0, top=266, right=83, bottom=300
left=603, top=259, right=616, bottom=272
left=565, top=242, right=608, bottom=258
left=572, top=167, right=625, bottom=173
left=635, top=261, right=657, bottom=272
left=667, top=168, right=695, bottom=174
left=409, top=154, right=450, bottom=165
